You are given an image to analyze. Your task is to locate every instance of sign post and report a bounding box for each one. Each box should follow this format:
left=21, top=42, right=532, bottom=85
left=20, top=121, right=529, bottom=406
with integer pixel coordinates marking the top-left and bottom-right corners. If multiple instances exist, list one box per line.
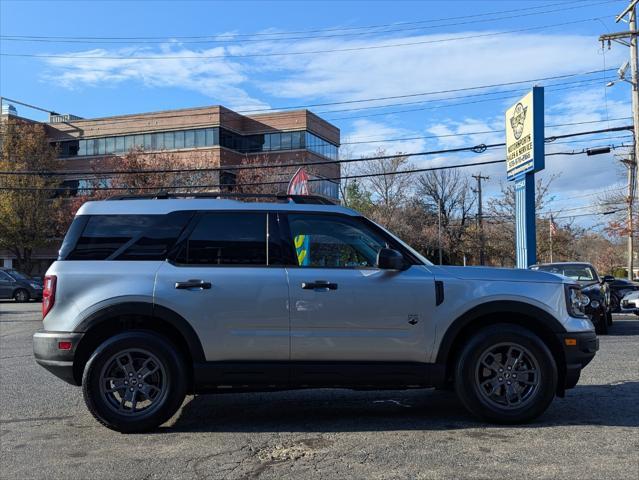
left=506, top=87, right=545, bottom=268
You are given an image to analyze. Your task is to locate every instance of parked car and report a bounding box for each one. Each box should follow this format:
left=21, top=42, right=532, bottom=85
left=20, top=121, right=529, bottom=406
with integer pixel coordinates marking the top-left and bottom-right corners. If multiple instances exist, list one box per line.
left=0, top=267, right=43, bottom=302
left=607, top=278, right=639, bottom=312
left=34, top=194, right=599, bottom=432
left=530, top=262, right=613, bottom=335
left=620, top=291, right=639, bottom=315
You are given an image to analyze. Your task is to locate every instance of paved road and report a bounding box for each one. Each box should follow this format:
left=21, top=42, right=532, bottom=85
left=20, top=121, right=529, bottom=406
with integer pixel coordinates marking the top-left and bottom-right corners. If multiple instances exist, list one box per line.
left=1, top=301, right=638, bottom=480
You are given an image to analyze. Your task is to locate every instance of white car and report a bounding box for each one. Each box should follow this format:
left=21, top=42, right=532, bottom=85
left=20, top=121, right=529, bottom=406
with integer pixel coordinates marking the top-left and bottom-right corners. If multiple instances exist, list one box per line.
left=620, top=291, right=639, bottom=315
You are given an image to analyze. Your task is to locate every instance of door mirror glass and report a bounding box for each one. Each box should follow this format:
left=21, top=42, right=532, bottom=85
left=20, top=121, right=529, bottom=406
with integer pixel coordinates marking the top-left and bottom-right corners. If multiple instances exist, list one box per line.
left=602, top=275, right=615, bottom=283
left=377, top=248, right=405, bottom=270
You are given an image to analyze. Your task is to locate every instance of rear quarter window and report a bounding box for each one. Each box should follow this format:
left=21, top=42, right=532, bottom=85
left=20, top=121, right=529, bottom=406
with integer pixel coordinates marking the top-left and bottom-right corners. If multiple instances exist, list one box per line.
left=60, top=212, right=192, bottom=261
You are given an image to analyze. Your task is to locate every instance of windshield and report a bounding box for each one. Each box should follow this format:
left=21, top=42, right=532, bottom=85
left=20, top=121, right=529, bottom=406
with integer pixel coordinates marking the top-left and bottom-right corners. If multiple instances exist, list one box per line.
left=536, top=265, right=597, bottom=282
left=7, top=270, right=29, bottom=281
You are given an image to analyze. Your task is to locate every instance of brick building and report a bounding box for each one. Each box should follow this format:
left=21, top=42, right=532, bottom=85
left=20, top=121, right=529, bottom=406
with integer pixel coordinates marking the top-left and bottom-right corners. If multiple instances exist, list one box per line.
left=1, top=103, right=341, bottom=273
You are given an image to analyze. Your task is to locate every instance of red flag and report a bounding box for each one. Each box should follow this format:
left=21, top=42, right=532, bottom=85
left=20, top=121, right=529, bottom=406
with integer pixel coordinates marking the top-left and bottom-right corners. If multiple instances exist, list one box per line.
left=287, top=167, right=310, bottom=195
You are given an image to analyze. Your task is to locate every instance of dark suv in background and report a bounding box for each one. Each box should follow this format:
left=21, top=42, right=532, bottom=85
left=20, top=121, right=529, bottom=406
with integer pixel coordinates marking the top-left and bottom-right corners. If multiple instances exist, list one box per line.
left=530, top=262, right=613, bottom=335
left=0, top=267, right=43, bottom=302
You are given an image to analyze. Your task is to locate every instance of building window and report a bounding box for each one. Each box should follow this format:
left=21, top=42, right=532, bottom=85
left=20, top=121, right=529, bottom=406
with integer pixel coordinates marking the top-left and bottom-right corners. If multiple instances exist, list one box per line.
left=281, top=132, right=292, bottom=150
left=117, top=136, right=126, bottom=153
left=195, top=129, right=206, bottom=148
left=291, top=131, right=302, bottom=149
left=270, top=133, right=281, bottom=151
left=164, top=132, right=175, bottom=149
left=174, top=131, right=185, bottom=149
left=124, top=135, right=134, bottom=152
left=105, top=137, right=115, bottom=154
left=184, top=130, right=195, bottom=148
left=205, top=128, right=218, bottom=146
left=56, top=127, right=338, bottom=160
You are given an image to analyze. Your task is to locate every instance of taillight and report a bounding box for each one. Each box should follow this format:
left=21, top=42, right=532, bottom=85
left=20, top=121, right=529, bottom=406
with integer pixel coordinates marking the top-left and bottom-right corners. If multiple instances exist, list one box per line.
left=42, top=275, right=57, bottom=319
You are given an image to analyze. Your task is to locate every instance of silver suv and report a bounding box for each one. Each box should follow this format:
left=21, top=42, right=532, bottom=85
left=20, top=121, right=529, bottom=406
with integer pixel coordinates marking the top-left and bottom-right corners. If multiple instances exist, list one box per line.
left=33, top=194, right=598, bottom=432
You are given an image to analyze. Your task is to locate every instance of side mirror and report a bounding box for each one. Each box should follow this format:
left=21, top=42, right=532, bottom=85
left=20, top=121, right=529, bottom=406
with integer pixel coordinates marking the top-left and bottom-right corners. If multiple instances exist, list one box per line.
left=377, top=248, right=405, bottom=270
left=602, top=275, right=615, bottom=283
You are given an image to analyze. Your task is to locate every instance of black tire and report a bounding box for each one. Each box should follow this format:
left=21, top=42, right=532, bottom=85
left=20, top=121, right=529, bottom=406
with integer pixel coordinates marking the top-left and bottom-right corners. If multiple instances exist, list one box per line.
left=13, top=289, right=30, bottom=303
left=454, top=324, right=557, bottom=424
left=82, top=331, right=187, bottom=433
left=609, top=295, right=620, bottom=313
left=594, top=312, right=608, bottom=335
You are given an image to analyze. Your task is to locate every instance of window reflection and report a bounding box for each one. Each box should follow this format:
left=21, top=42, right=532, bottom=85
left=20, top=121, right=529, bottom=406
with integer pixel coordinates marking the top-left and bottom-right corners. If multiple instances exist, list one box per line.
left=60, top=127, right=338, bottom=160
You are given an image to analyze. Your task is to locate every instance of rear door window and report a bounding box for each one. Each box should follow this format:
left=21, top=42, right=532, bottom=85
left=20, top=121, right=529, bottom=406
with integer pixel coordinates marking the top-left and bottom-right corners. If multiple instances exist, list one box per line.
left=173, top=212, right=267, bottom=265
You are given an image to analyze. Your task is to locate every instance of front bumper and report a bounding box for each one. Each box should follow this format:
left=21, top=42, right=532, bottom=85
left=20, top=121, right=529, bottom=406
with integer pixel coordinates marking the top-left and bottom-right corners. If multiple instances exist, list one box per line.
left=33, top=330, right=84, bottom=386
left=556, top=331, right=599, bottom=390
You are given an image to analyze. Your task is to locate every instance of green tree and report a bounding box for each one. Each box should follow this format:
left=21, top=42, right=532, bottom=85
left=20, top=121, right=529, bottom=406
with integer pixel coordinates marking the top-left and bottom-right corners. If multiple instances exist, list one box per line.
left=0, top=119, right=62, bottom=274
left=342, top=180, right=373, bottom=214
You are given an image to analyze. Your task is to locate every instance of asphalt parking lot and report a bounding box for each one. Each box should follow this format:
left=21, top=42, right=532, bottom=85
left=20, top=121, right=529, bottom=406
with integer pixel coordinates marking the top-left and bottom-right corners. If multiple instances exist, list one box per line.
left=1, top=301, right=638, bottom=480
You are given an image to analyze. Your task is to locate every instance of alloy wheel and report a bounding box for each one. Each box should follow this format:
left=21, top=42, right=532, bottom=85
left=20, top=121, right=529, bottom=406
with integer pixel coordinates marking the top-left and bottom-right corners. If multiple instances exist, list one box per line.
left=98, top=348, right=168, bottom=417
left=474, top=342, right=541, bottom=410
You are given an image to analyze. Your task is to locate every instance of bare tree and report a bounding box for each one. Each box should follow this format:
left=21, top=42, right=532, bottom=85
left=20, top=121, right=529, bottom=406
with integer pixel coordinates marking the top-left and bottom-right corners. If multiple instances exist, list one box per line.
left=358, top=148, right=413, bottom=228
left=416, top=169, right=475, bottom=264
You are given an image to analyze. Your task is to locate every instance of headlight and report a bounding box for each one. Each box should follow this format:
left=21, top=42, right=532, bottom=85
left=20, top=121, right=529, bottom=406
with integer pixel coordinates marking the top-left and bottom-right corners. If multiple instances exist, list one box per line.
left=565, top=285, right=589, bottom=317
left=590, top=300, right=600, bottom=308
left=29, top=282, right=42, bottom=289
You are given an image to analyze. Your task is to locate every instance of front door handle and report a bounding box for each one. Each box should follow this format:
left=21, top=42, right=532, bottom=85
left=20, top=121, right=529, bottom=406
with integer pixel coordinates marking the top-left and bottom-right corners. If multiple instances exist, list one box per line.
left=175, top=279, right=212, bottom=290
left=301, top=280, right=338, bottom=290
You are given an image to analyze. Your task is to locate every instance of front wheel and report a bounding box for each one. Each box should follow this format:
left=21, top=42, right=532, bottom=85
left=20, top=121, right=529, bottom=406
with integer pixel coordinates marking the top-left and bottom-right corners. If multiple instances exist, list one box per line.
left=82, top=331, right=187, bottom=433
left=454, top=324, right=557, bottom=424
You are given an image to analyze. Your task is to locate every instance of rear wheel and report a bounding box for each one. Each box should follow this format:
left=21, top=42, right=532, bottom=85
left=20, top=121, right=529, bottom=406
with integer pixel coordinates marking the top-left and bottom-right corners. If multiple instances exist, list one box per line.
left=13, top=289, right=29, bottom=303
left=82, top=331, right=187, bottom=433
left=454, top=324, right=557, bottom=424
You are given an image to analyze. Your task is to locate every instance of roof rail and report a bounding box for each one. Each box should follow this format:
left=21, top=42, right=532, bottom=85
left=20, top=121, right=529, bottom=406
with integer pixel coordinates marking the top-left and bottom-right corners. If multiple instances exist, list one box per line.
left=106, top=192, right=338, bottom=205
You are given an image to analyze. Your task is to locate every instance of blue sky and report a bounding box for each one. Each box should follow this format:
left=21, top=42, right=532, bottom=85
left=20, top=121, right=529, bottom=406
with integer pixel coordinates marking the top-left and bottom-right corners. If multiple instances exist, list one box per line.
left=0, top=0, right=634, bottom=226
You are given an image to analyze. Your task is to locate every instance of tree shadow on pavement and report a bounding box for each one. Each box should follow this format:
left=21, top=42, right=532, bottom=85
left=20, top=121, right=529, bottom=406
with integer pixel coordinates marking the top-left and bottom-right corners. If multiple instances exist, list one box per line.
left=163, top=380, right=639, bottom=434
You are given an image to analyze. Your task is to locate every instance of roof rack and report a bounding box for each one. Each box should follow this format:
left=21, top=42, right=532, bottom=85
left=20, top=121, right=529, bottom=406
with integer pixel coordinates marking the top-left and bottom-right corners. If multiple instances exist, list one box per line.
left=106, top=192, right=339, bottom=205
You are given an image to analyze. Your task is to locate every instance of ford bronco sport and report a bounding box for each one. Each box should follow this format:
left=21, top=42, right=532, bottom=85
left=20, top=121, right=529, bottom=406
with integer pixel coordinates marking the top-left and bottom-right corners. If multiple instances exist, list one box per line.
left=33, top=194, right=598, bottom=432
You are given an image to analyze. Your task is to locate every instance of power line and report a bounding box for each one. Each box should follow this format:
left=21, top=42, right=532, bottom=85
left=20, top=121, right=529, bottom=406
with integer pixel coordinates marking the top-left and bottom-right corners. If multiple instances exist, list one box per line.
left=327, top=78, right=614, bottom=121
left=0, top=18, right=608, bottom=61
left=342, top=119, right=632, bottom=145
left=0, top=1, right=607, bottom=41
left=0, top=1, right=618, bottom=45
left=0, top=127, right=632, bottom=182
left=325, top=76, right=609, bottom=117
left=0, top=69, right=617, bottom=135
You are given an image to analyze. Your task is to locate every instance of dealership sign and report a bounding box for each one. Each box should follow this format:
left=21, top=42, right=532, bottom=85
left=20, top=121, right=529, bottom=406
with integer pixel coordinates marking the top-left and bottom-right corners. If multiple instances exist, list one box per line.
left=506, top=87, right=545, bottom=269
left=506, top=88, right=545, bottom=180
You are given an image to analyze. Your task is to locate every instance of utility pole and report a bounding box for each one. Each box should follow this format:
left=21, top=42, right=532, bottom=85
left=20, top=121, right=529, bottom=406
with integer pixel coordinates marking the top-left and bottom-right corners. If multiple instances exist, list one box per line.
left=472, top=174, right=489, bottom=265
left=622, top=155, right=636, bottom=280
left=600, top=0, right=639, bottom=193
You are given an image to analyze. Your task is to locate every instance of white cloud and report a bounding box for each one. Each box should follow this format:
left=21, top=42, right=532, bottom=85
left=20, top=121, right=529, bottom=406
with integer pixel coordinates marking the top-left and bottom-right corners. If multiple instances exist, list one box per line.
left=42, top=46, right=270, bottom=110
left=342, top=119, right=427, bottom=158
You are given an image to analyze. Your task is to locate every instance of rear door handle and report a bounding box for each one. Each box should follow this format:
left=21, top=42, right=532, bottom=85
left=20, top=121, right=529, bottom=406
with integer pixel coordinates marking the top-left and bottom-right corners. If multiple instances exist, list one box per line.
left=175, top=279, right=212, bottom=290
left=301, top=280, right=338, bottom=290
